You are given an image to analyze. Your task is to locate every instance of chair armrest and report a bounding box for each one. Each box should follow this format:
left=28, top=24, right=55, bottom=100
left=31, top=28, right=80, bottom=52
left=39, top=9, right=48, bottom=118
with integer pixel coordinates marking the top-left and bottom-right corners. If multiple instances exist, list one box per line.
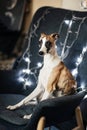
left=37, top=107, right=85, bottom=130
left=35, top=91, right=86, bottom=127
left=26, top=91, right=85, bottom=130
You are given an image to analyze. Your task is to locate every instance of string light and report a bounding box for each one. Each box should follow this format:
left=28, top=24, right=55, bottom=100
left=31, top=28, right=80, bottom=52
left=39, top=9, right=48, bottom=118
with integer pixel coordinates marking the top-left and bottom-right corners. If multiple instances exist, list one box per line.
left=24, top=57, right=30, bottom=63
left=59, top=15, right=87, bottom=60
left=17, top=8, right=87, bottom=91
left=58, top=13, right=87, bottom=90
left=24, top=80, right=33, bottom=86
left=76, top=56, right=83, bottom=65
left=64, top=20, right=70, bottom=25
left=22, top=69, right=31, bottom=74
left=17, top=9, right=49, bottom=89
left=71, top=68, right=78, bottom=77
left=71, top=45, right=87, bottom=89
left=72, top=45, right=87, bottom=71
left=18, top=77, right=25, bottom=82
left=37, top=62, right=42, bottom=68
left=80, top=82, right=85, bottom=90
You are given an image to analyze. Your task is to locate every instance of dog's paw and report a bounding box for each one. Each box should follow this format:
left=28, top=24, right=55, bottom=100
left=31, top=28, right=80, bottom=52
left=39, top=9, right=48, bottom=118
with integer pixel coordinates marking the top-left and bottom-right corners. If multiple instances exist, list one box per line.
left=23, top=114, right=32, bottom=119
left=6, top=105, right=17, bottom=110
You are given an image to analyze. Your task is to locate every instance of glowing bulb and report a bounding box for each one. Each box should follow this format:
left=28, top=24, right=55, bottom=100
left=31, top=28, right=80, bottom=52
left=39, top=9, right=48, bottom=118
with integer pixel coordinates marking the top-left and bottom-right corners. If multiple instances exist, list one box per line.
left=24, top=57, right=30, bottom=63
left=71, top=68, right=78, bottom=76
left=64, top=20, right=69, bottom=25
left=77, top=57, right=83, bottom=64
left=25, top=80, right=32, bottom=86
left=18, top=77, right=24, bottom=82
left=64, top=20, right=72, bottom=28
left=55, top=45, right=57, bottom=49
left=80, top=82, right=85, bottom=90
left=37, top=62, right=42, bottom=67
left=23, top=69, right=31, bottom=74
left=82, top=47, right=87, bottom=53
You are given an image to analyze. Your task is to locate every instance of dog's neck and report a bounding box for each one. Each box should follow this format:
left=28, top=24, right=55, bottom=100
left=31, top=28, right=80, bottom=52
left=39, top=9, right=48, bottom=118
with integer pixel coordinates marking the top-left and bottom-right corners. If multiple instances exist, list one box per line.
left=43, top=47, right=61, bottom=67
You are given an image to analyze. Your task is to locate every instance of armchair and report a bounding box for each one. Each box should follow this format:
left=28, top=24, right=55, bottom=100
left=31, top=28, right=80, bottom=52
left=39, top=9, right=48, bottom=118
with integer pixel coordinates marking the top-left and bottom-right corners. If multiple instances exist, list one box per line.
left=0, top=6, right=87, bottom=130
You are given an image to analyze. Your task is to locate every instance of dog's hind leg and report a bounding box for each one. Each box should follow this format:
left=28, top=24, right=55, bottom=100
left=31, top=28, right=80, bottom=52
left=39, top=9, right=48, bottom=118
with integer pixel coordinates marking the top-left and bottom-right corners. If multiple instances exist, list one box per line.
left=47, top=62, right=64, bottom=95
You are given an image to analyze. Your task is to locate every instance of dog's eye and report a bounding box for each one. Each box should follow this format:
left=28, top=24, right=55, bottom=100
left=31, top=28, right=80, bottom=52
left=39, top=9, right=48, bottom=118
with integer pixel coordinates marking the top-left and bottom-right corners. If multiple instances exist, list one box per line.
left=45, top=41, right=52, bottom=48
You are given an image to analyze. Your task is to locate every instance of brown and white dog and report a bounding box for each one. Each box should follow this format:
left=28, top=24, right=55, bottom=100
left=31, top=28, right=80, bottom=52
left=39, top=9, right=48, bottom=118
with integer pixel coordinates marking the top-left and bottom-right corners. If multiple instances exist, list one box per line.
left=7, top=33, right=77, bottom=118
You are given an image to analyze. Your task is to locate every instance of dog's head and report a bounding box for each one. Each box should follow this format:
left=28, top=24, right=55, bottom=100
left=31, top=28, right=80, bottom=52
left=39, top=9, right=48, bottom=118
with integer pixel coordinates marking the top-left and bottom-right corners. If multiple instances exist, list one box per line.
left=39, top=33, right=59, bottom=56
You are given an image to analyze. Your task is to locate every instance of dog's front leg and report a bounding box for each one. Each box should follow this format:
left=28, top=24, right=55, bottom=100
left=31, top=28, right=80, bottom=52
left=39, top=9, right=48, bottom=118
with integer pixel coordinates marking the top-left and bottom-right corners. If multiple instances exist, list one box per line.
left=7, top=85, right=43, bottom=110
left=41, top=90, right=53, bottom=101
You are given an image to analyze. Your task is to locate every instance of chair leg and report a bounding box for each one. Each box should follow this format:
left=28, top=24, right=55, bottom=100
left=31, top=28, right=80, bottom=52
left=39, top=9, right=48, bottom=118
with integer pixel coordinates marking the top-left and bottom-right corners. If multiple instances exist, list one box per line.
left=37, top=116, right=46, bottom=130
left=72, top=106, right=85, bottom=130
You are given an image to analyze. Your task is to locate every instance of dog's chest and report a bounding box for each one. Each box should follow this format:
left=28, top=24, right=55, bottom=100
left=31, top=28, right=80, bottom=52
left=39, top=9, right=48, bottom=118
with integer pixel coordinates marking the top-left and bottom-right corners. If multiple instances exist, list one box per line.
left=40, top=65, right=52, bottom=81
left=39, top=55, right=61, bottom=88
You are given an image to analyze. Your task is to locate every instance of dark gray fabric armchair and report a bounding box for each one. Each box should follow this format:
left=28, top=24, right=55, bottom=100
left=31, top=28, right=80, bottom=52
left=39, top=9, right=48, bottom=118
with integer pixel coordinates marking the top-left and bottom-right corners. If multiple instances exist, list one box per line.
left=0, top=6, right=87, bottom=130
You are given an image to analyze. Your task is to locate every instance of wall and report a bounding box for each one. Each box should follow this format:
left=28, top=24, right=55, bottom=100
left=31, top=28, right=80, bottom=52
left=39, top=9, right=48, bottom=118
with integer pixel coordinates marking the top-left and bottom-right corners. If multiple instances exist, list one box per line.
left=25, top=0, right=87, bottom=33
left=32, top=0, right=62, bottom=16
left=32, top=0, right=87, bottom=15
left=62, top=0, right=87, bottom=11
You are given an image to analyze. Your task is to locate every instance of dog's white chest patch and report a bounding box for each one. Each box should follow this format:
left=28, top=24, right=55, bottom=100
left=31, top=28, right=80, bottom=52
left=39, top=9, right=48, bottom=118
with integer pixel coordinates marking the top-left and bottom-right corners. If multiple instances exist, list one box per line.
left=39, top=54, right=61, bottom=90
left=40, top=66, right=52, bottom=87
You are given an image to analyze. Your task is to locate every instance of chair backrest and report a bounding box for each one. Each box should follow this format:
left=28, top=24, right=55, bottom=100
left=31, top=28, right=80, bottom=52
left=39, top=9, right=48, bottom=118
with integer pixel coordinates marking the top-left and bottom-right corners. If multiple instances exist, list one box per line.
left=14, top=6, right=87, bottom=94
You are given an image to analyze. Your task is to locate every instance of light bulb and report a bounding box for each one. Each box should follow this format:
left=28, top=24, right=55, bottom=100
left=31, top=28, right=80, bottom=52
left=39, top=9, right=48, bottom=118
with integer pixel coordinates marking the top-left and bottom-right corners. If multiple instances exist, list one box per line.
left=24, top=57, right=30, bottom=63
left=23, top=69, right=31, bottom=74
left=71, top=68, right=78, bottom=76
left=37, top=62, right=42, bottom=67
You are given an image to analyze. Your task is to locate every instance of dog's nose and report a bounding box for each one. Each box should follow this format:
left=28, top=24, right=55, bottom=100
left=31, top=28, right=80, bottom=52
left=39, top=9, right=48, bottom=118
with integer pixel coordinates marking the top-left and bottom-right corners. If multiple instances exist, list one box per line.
left=39, top=51, right=44, bottom=55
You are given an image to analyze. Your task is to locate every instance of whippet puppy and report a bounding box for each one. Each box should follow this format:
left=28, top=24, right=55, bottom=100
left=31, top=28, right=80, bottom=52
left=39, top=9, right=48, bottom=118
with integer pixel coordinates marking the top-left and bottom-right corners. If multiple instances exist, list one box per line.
left=7, top=33, right=77, bottom=115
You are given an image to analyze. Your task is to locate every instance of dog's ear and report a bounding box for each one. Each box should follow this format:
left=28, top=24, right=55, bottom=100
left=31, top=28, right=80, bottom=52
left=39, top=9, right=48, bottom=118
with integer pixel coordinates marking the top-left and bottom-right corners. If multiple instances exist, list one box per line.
left=51, top=33, right=59, bottom=40
left=41, top=33, right=46, bottom=37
